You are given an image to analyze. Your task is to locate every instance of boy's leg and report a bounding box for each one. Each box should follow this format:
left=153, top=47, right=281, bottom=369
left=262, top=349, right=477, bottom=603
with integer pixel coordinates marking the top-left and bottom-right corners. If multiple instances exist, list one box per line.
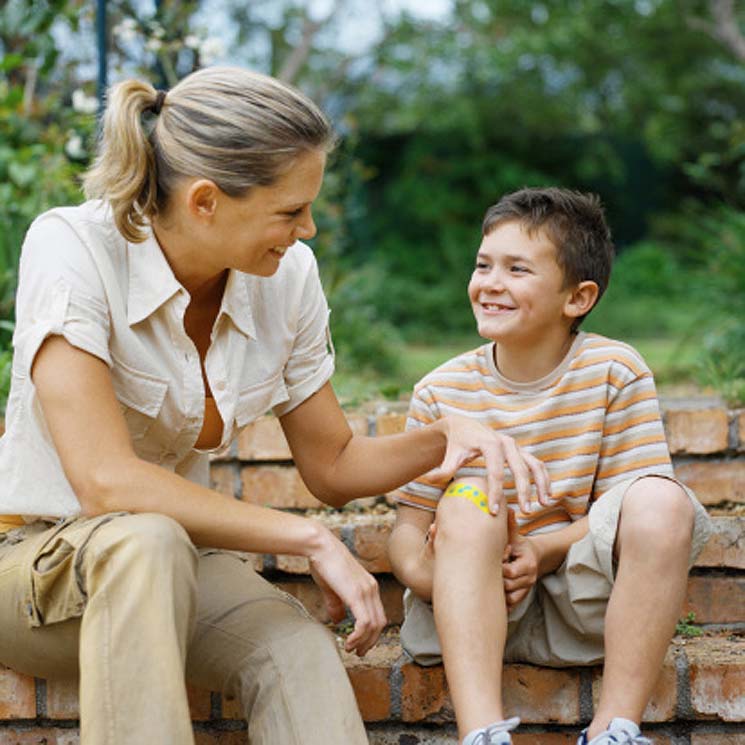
left=588, top=476, right=694, bottom=738
left=0, top=513, right=199, bottom=745
left=432, top=477, right=510, bottom=740
left=185, top=548, right=369, bottom=745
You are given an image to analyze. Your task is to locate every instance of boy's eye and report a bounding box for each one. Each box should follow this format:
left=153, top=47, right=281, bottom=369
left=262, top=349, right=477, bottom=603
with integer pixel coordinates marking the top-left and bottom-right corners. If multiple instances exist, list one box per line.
left=475, top=261, right=490, bottom=270
left=510, top=265, right=529, bottom=273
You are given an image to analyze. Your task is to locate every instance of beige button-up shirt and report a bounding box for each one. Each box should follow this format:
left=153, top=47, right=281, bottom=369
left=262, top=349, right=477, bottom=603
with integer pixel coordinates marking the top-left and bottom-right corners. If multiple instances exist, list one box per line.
left=0, top=201, right=334, bottom=519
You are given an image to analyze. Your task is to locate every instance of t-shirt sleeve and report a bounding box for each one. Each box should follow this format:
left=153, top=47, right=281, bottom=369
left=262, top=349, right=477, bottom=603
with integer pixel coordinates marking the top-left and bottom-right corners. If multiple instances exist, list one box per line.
left=272, top=253, right=334, bottom=416
left=593, top=367, right=673, bottom=500
left=12, top=212, right=112, bottom=378
left=393, top=384, right=451, bottom=511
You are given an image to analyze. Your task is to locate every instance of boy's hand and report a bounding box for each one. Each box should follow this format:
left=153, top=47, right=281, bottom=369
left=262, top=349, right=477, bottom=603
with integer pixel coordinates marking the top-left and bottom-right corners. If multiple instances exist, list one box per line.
left=502, top=510, right=540, bottom=609
left=432, top=415, right=551, bottom=515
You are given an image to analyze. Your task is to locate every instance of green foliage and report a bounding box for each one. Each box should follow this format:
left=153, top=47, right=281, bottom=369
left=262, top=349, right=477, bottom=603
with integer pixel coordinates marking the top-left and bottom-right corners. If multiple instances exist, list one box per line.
left=675, top=611, right=703, bottom=638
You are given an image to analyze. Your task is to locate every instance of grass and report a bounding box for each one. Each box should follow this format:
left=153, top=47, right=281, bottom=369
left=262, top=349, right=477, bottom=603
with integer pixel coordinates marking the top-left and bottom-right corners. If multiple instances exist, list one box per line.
left=333, top=332, right=703, bottom=407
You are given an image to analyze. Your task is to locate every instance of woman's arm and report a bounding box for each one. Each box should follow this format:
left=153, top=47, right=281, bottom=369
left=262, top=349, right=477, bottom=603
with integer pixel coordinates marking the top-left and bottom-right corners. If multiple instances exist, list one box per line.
left=32, top=336, right=385, bottom=655
left=280, top=382, right=551, bottom=514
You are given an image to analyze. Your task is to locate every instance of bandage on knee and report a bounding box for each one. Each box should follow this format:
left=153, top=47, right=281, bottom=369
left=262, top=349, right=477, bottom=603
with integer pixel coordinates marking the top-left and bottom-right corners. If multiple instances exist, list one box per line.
left=443, top=482, right=490, bottom=514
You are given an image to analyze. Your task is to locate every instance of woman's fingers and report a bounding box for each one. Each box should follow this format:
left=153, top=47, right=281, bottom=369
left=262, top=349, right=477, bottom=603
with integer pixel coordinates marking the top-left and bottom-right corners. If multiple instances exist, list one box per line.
left=343, top=574, right=386, bottom=656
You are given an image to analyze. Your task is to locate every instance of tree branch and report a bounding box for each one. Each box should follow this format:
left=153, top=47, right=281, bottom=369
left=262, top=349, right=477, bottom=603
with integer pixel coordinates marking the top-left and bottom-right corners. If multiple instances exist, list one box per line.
left=687, top=0, right=745, bottom=62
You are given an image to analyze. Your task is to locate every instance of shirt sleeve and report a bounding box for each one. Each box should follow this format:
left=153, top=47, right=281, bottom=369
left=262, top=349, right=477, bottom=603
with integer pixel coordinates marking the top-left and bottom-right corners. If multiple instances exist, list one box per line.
left=12, top=212, right=112, bottom=378
left=272, top=253, right=335, bottom=416
left=393, top=384, right=450, bottom=511
left=593, top=368, right=673, bottom=500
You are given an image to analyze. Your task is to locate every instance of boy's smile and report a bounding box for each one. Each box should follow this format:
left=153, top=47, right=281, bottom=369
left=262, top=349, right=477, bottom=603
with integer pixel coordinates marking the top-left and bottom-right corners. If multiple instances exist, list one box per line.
left=468, top=220, right=581, bottom=380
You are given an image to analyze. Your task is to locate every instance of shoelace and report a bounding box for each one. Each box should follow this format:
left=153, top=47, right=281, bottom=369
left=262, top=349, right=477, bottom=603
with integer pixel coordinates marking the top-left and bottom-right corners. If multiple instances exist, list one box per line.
left=471, top=716, right=521, bottom=745
left=582, top=727, right=652, bottom=745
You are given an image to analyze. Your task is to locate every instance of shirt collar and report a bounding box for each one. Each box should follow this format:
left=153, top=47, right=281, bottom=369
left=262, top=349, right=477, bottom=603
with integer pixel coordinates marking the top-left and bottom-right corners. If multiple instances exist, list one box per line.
left=218, top=270, right=256, bottom=339
left=127, top=228, right=183, bottom=326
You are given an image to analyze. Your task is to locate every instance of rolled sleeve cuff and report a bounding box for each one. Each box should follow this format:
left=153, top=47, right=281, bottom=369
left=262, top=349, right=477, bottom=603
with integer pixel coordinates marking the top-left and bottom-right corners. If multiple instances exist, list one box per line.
left=272, top=351, right=334, bottom=417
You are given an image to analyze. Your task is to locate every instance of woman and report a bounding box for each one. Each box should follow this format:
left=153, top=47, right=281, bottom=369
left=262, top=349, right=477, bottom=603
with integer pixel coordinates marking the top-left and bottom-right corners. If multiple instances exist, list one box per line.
left=0, top=67, right=547, bottom=744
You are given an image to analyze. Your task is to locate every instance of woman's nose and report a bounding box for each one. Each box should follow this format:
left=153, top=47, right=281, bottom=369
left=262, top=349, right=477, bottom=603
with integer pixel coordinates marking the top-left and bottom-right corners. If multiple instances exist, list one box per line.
left=295, top=208, right=317, bottom=240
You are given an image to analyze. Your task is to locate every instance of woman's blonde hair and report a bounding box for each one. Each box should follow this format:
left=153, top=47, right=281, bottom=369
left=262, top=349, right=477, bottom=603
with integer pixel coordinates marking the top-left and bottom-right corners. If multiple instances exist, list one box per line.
left=83, top=67, right=335, bottom=242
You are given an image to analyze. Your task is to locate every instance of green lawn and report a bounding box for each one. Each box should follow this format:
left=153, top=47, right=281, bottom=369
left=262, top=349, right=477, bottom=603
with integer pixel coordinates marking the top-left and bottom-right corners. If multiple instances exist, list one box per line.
left=333, top=333, right=702, bottom=407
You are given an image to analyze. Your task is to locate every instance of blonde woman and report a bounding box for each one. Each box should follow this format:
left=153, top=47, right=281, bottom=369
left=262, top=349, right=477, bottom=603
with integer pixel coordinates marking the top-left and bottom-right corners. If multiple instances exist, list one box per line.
left=0, top=67, right=548, bottom=744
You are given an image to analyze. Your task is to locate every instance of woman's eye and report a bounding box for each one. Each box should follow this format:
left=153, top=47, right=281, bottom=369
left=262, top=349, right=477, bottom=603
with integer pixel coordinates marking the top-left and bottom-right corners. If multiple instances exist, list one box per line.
left=284, top=208, right=304, bottom=217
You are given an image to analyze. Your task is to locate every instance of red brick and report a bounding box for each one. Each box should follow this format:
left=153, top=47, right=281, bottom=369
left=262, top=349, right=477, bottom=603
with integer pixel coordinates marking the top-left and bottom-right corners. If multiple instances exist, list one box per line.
left=666, top=408, right=729, bottom=455
left=737, top=409, right=745, bottom=452
left=376, top=413, right=407, bottom=436
left=674, top=461, right=745, bottom=505
left=237, top=416, right=291, bottom=461
left=343, top=643, right=399, bottom=722
left=240, top=465, right=324, bottom=509
left=347, top=414, right=370, bottom=437
left=692, top=735, right=745, bottom=745
left=513, top=736, right=577, bottom=745
left=591, top=647, right=677, bottom=722
left=683, top=576, right=745, bottom=624
left=46, top=677, right=79, bottom=719
left=503, top=665, right=581, bottom=724
left=209, top=462, right=238, bottom=498
left=0, top=667, right=36, bottom=719
left=0, top=729, right=80, bottom=745
left=696, top=516, right=745, bottom=569
left=187, top=685, right=212, bottom=721
left=400, top=660, right=453, bottom=722
left=276, top=576, right=404, bottom=625
left=687, top=637, right=745, bottom=721
left=354, top=520, right=394, bottom=573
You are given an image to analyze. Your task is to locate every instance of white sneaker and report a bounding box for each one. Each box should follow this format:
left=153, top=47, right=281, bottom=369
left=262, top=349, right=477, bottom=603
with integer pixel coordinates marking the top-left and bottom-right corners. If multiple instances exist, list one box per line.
left=576, top=717, right=652, bottom=745
left=462, top=716, right=520, bottom=745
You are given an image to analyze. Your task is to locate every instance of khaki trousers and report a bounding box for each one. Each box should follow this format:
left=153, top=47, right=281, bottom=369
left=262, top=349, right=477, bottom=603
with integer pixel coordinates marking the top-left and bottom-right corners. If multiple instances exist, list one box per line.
left=0, top=512, right=368, bottom=745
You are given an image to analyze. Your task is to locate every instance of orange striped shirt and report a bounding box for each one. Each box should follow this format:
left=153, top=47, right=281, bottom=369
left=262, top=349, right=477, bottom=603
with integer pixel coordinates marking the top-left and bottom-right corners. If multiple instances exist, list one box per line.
left=394, top=332, right=673, bottom=536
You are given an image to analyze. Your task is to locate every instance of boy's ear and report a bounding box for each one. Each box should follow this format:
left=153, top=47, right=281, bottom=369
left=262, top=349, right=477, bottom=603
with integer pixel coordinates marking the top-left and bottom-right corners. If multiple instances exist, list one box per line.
left=564, top=280, right=599, bottom=320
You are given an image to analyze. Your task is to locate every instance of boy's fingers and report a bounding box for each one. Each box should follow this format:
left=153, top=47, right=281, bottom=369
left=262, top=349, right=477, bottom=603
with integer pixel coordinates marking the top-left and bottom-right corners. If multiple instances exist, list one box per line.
left=482, top=445, right=505, bottom=514
left=524, top=451, right=551, bottom=504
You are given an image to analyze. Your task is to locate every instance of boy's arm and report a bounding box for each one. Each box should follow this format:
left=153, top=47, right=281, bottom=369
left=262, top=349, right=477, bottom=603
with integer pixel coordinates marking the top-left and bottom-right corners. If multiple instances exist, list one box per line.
left=526, top=516, right=589, bottom=576
left=389, top=504, right=436, bottom=602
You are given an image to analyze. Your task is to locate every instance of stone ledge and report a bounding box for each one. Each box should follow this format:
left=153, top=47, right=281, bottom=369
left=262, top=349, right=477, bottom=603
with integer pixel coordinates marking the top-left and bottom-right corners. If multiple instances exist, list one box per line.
left=2, top=634, right=742, bottom=737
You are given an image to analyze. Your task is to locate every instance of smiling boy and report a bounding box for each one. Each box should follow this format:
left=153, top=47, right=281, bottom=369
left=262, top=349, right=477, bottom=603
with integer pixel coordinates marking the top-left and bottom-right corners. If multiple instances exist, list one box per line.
left=388, top=188, right=711, bottom=745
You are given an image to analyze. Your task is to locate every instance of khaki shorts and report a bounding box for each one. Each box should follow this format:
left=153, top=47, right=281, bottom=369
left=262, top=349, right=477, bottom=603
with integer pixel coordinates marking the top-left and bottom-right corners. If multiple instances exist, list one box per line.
left=400, top=476, right=712, bottom=668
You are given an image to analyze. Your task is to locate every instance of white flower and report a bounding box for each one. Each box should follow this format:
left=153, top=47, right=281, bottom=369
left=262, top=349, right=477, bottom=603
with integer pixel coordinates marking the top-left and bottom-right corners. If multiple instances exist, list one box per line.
left=71, top=89, right=98, bottom=115
left=151, top=23, right=165, bottom=38
left=146, top=38, right=163, bottom=52
left=113, top=17, right=138, bottom=44
left=199, top=37, right=226, bottom=64
left=184, top=34, right=201, bottom=50
left=64, top=133, right=86, bottom=160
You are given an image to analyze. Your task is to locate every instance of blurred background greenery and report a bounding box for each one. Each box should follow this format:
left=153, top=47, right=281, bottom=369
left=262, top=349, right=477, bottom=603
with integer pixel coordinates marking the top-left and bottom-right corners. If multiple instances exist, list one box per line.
left=1, top=0, right=744, bottom=408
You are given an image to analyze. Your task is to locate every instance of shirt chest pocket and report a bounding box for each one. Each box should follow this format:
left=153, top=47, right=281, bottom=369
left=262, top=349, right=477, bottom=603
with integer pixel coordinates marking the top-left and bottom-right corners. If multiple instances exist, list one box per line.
left=234, top=372, right=289, bottom=429
left=111, top=358, right=169, bottom=441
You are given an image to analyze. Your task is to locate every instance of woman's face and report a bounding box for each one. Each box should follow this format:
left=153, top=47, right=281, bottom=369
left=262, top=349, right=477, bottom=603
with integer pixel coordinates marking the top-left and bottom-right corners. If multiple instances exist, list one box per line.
left=207, top=149, right=326, bottom=277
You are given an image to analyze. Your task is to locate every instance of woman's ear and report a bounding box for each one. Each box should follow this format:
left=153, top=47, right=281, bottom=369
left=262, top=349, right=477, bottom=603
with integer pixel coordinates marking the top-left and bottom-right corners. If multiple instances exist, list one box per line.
left=564, top=280, right=599, bottom=320
left=185, top=179, right=220, bottom=221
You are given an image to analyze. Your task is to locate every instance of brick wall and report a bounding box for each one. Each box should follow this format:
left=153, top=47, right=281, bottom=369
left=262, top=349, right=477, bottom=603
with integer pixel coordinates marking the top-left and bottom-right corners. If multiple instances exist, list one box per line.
left=1, top=399, right=743, bottom=744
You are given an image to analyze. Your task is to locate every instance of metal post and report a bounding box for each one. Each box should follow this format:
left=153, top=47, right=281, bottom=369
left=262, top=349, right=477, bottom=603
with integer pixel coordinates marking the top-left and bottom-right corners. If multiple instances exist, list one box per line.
left=96, top=0, right=108, bottom=115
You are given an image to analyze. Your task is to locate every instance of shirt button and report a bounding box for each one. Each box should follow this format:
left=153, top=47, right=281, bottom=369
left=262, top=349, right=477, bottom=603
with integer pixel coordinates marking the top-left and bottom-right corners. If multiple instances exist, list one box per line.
left=214, top=380, right=226, bottom=392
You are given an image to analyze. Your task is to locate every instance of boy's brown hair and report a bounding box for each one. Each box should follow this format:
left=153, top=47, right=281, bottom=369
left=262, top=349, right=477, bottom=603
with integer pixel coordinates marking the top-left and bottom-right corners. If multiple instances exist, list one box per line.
left=482, top=187, right=615, bottom=329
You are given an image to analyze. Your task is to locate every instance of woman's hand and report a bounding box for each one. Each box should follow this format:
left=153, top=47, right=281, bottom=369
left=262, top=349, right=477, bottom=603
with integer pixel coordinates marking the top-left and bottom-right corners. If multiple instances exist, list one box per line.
left=430, top=415, right=552, bottom=515
left=502, top=510, right=540, bottom=610
left=308, top=528, right=387, bottom=657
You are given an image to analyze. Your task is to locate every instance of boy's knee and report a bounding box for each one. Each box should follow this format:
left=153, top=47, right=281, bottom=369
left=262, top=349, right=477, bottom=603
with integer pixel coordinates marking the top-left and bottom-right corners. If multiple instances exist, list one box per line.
left=620, top=477, right=694, bottom=548
left=435, top=478, right=507, bottom=550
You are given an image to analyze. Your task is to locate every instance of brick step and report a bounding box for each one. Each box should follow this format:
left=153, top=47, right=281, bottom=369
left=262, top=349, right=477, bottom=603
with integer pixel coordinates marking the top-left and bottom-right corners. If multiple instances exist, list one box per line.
left=252, top=510, right=745, bottom=575
left=2, top=633, right=743, bottom=744
left=272, top=570, right=745, bottom=628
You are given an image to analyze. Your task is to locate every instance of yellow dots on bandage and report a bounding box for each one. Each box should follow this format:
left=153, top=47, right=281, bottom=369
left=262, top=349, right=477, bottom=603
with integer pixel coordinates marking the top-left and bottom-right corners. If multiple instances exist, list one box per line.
left=443, top=482, right=491, bottom=514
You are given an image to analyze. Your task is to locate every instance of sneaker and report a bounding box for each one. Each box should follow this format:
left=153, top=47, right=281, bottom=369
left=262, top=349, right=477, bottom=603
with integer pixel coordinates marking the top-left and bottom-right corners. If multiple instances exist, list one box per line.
left=462, top=716, right=520, bottom=745
left=577, top=717, right=652, bottom=745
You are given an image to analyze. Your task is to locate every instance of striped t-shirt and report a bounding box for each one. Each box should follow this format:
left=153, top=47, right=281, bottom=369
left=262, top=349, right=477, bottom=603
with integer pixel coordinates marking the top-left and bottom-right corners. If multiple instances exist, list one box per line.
left=394, top=332, right=673, bottom=536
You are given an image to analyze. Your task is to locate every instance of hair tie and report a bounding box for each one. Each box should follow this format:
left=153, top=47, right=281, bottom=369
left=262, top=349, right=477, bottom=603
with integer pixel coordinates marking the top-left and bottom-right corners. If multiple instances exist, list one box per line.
left=152, top=90, right=167, bottom=115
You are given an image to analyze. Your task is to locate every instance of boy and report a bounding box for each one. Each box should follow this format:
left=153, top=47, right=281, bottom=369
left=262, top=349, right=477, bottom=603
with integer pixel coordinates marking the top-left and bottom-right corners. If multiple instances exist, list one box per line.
left=388, top=188, right=711, bottom=745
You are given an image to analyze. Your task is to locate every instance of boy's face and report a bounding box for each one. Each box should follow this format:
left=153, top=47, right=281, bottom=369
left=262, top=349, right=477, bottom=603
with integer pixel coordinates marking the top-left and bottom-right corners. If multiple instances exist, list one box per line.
left=468, top=220, right=575, bottom=345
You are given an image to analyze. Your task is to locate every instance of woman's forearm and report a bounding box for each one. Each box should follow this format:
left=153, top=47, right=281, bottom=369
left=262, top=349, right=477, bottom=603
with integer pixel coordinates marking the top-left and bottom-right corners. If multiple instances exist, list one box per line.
left=88, top=455, right=333, bottom=556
